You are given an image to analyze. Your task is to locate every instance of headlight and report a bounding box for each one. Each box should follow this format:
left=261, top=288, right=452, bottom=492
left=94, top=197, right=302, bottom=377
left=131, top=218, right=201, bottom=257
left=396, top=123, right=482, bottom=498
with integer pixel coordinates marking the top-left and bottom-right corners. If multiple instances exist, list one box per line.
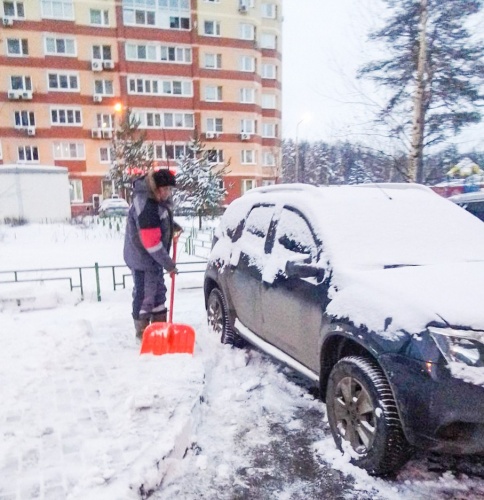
left=429, top=326, right=484, bottom=367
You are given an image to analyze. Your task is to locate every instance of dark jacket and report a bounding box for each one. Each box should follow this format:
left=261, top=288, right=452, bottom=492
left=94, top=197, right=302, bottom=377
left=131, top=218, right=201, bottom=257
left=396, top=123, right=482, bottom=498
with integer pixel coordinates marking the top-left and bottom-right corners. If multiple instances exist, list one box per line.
left=123, top=173, right=178, bottom=272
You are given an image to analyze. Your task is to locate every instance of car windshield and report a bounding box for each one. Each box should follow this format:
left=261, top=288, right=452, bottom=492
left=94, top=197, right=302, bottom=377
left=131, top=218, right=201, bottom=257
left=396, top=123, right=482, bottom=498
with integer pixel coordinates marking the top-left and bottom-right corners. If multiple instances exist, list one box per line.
left=284, top=186, right=484, bottom=270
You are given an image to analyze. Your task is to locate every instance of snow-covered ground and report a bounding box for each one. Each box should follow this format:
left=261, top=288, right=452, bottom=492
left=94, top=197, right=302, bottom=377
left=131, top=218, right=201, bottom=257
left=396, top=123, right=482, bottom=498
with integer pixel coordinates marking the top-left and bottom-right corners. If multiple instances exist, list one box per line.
left=1, top=220, right=484, bottom=499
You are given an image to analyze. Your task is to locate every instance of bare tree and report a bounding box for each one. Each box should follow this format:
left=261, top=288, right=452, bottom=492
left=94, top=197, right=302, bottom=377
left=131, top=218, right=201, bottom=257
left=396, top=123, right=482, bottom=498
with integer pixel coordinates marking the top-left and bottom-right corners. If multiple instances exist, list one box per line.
left=360, top=0, right=484, bottom=182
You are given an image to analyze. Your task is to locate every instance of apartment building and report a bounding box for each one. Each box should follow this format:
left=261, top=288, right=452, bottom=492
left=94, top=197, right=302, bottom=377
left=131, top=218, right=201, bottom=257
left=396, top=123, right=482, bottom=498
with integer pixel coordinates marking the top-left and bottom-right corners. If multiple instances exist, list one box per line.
left=0, top=0, right=282, bottom=215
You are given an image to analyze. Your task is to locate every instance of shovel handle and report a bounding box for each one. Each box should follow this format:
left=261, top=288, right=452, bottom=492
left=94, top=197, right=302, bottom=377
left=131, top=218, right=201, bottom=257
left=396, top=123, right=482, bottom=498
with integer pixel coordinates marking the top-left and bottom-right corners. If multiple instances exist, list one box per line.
left=168, top=236, right=178, bottom=324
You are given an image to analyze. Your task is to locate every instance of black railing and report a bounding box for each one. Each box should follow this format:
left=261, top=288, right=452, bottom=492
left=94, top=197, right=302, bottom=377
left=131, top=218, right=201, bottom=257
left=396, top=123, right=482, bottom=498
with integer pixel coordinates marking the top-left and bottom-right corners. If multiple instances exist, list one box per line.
left=0, top=260, right=207, bottom=302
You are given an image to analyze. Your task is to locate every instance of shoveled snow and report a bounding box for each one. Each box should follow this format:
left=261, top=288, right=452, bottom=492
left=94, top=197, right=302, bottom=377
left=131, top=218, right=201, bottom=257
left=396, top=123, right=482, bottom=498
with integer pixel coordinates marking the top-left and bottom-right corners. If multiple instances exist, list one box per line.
left=1, top=220, right=484, bottom=499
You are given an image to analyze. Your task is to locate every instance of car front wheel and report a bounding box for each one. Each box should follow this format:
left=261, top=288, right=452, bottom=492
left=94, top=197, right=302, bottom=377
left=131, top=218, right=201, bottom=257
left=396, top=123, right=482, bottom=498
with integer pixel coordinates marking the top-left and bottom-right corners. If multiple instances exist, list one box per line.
left=326, top=356, right=411, bottom=476
left=206, top=288, right=243, bottom=346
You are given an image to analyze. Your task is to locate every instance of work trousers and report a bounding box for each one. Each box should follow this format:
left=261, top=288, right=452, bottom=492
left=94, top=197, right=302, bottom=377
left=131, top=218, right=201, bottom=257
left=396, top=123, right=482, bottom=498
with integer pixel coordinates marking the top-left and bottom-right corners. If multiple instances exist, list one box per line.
left=131, top=267, right=167, bottom=320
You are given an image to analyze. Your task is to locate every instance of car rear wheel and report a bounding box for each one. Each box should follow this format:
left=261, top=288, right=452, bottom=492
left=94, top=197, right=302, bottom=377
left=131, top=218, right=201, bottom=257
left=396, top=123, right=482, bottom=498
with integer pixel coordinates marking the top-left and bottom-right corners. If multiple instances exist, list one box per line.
left=207, top=288, right=244, bottom=347
left=326, top=356, right=411, bottom=476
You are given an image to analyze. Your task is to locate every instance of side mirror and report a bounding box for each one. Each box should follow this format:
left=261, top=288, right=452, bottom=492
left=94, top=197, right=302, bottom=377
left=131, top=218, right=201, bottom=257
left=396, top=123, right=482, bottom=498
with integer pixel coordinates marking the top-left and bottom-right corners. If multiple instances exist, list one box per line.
left=285, top=260, right=325, bottom=281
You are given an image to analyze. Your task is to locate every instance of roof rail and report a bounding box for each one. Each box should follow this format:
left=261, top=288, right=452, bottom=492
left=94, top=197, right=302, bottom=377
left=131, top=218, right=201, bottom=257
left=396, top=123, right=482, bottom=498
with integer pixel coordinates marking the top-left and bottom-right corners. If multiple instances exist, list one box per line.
left=248, top=183, right=322, bottom=195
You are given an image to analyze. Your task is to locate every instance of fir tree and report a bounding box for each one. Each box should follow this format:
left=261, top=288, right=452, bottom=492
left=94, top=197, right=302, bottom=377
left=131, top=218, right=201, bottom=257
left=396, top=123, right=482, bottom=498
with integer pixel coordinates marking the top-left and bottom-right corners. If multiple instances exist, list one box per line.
left=359, top=0, right=484, bottom=182
left=348, top=160, right=373, bottom=185
left=109, top=108, right=154, bottom=200
left=175, top=135, right=230, bottom=229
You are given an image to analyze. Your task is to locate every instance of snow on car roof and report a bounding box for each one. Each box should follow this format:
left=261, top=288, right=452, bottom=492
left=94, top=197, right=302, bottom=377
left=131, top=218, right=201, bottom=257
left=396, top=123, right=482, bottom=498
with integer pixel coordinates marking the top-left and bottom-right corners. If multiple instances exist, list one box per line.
left=240, top=183, right=484, bottom=269
left=100, top=198, right=129, bottom=209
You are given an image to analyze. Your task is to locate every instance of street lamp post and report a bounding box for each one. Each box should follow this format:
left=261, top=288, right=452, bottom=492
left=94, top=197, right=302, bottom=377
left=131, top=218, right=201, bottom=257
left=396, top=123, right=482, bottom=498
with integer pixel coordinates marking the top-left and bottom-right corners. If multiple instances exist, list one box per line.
left=295, top=114, right=310, bottom=183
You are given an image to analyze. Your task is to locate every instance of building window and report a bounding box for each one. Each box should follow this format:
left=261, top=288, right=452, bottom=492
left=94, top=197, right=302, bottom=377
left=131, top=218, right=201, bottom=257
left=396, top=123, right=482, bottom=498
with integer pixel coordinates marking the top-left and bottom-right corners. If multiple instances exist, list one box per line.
left=140, top=111, right=194, bottom=129
left=155, top=144, right=192, bottom=160
left=100, top=147, right=111, bottom=163
left=50, top=107, right=82, bottom=126
left=69, top=179, right=83, bottom=202
left=45, top=36, right=76, bottom=56
left=10, top=75, right=32, bottom=91
left=4, top=1, right=25, bottom=18
left=122, top=0, right=190, bottom=30
left=18, top=146, right=39, bottom=163
left=242, top=179, right=255, bottom=193
left=241, top=119, right=256, bottom=134
left=206, top=118, right=223, bottom=133
left=48, top=72, right=79, bottom=91
left=125, top=43, right=191, bottom=63
left=7, top=38, right=28, bottom=56
left=240, top=87, right=256, bottom=104
left=260, top=33, right=277, bottom=50
left=261, top=93, right=277, bottom=109
left=123, top=0, right=155, bottom=26
left=14, top=111, right=35, bottom=127
left=204, top=53, right=222, bottom=69
left=126, top=43, right=156, bottom=61
left=169, top=16, right=190, bottom=29
left=204, top=20, right=220, bottom=36
left=96, top=113, right=114, bottom=129
left=239, top=55, right=255, bottom=72
left=41, top=0, right=73, bottom=19
left=94, top=80, right=114, bottom=95
left=240, top=0, right=255, bottom=8
left=90, top=8, right=109, bottom=26
left=262, top=122, right=277, bottom=138
left=53, top=142, right=85, bottom=160
left=262, top=63, right=277, bottom=79
left=263, top=151, right=276, bottom=166
left=127, top=77, right=192, bottom=96
left=92, top=45, right=112, bottom=61
left=204, top=86, right=223, bottom=102
left=241, top=150, right=256, bottom=164
left=261, top=3, right=276, bottom=19
left=207, top=149, right=224, bottom=163
left=160, top=45, right=191, bottom=63
left=239, top=23, right=255, bottom=40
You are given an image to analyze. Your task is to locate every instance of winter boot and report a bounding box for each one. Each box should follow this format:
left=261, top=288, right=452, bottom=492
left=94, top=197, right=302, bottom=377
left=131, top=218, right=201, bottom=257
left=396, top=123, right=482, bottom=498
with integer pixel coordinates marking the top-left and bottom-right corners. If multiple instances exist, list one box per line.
left=151, top=309, right=167, bottom=323
left=134, top=318, right=150, bottom=341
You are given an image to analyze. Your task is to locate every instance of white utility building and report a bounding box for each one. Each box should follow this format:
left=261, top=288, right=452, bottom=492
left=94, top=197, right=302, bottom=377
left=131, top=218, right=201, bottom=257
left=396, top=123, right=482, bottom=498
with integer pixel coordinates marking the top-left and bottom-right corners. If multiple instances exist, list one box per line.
left=0, top=165, right=71, bottom=222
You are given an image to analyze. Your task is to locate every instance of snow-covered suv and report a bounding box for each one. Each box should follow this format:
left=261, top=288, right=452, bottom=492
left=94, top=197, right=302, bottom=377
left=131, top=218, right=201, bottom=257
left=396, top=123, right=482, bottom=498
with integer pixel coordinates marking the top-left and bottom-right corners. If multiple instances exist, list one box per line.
left=204, top=183, right=484, bottom=475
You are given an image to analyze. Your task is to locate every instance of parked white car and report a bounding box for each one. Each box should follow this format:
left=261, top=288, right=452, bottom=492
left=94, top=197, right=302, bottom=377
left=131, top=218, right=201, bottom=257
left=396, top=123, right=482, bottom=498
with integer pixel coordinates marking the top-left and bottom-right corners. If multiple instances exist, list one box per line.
left=98, top=197, right=129, bottom=217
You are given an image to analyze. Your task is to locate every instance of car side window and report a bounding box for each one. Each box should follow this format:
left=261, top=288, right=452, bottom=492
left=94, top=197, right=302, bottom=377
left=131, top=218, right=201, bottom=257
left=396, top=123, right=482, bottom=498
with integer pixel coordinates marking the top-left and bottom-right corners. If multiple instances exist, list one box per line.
left=245, top=204, right=274, bottom=238
left=274, top=208, right=316, bottom=260
left=238, top=204, right=275, bottom=256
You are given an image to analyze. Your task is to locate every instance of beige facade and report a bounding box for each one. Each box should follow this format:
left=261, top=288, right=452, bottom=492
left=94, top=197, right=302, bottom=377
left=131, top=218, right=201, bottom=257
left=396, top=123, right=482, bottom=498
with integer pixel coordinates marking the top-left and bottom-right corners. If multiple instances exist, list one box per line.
left=0, top=0, right=282, bottom=214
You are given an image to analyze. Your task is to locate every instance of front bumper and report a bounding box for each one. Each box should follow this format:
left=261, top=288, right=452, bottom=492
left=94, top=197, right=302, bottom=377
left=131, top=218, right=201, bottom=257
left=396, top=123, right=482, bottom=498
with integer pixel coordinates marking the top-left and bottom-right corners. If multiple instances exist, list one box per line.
left=380, top=353, right=484, bottom=454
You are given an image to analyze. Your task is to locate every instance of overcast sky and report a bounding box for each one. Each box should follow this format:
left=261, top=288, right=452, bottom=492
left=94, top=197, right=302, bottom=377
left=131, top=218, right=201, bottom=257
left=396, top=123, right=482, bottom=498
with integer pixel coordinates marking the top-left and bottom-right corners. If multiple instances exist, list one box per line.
left=281, top=0, right=484, bottom=153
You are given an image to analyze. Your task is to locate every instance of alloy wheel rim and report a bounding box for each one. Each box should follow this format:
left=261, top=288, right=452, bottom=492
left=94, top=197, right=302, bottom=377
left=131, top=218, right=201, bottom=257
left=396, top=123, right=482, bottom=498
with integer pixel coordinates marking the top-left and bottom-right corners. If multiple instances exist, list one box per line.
left=333, top=376, right=377, bottom=454
left=208, top=297, right=223, bottom=336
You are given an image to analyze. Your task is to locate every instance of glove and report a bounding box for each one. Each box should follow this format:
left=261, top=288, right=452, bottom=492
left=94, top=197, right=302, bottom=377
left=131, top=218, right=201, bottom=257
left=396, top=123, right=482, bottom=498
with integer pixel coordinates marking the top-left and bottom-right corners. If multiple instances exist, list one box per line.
left=170, top=267, right=179, bottom=276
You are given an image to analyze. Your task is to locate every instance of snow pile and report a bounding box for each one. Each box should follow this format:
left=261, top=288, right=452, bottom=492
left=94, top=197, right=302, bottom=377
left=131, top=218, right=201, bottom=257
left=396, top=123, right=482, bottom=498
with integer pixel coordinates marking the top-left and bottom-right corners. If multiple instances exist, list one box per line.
left=2, top=221, right=484, bottom=499
left=0, top=293, right=204, bottom=499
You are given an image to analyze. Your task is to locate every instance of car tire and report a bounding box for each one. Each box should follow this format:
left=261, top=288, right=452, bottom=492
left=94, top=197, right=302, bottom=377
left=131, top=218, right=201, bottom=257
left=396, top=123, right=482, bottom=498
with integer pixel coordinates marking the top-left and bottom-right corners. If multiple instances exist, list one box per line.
left=207, top=288, right=244, bottom=347
left=326, top=356, right=411, bottom=476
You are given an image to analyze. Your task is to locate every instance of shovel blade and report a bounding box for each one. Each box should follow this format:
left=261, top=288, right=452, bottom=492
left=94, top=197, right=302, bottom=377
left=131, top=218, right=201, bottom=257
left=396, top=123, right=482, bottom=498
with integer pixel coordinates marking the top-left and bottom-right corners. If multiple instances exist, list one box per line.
left=140, top=321, right=196, bottom=356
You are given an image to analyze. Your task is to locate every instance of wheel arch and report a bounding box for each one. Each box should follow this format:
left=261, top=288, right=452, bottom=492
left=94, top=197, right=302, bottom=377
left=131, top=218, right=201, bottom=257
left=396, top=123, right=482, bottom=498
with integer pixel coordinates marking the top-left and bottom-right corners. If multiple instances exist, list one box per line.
left=319, top=328, right=381, bottom=403
left=204, top=276, right=219, bottom=308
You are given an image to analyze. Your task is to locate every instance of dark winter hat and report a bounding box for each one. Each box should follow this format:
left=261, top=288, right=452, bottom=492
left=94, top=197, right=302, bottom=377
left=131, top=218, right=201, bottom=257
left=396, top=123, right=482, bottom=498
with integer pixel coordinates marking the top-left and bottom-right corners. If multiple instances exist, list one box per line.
left=153, top=169, right=176, bottom=188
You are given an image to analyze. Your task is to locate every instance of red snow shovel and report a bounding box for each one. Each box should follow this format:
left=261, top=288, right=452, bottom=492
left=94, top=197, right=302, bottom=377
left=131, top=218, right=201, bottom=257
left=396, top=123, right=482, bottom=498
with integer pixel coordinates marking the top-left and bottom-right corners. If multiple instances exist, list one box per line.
left=140, top=236, right=196, bottom=356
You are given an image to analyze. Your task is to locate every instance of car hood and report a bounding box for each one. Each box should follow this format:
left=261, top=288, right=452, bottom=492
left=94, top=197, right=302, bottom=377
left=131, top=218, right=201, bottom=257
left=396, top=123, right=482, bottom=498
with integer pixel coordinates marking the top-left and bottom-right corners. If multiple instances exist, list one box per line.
left=327, top=260, right=484, bottom=338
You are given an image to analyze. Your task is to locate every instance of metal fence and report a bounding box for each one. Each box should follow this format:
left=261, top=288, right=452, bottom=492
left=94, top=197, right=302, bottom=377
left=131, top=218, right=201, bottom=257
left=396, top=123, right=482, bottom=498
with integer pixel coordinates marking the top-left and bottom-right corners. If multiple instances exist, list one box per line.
left=0, top=260, right=207, bottom=302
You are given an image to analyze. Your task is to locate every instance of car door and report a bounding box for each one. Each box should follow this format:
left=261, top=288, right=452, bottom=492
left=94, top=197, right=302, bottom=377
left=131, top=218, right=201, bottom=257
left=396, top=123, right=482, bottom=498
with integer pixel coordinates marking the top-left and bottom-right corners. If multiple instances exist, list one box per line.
left=226, top=204, right=275, bottom=335
left=261, top=207, right=326, bottom=372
